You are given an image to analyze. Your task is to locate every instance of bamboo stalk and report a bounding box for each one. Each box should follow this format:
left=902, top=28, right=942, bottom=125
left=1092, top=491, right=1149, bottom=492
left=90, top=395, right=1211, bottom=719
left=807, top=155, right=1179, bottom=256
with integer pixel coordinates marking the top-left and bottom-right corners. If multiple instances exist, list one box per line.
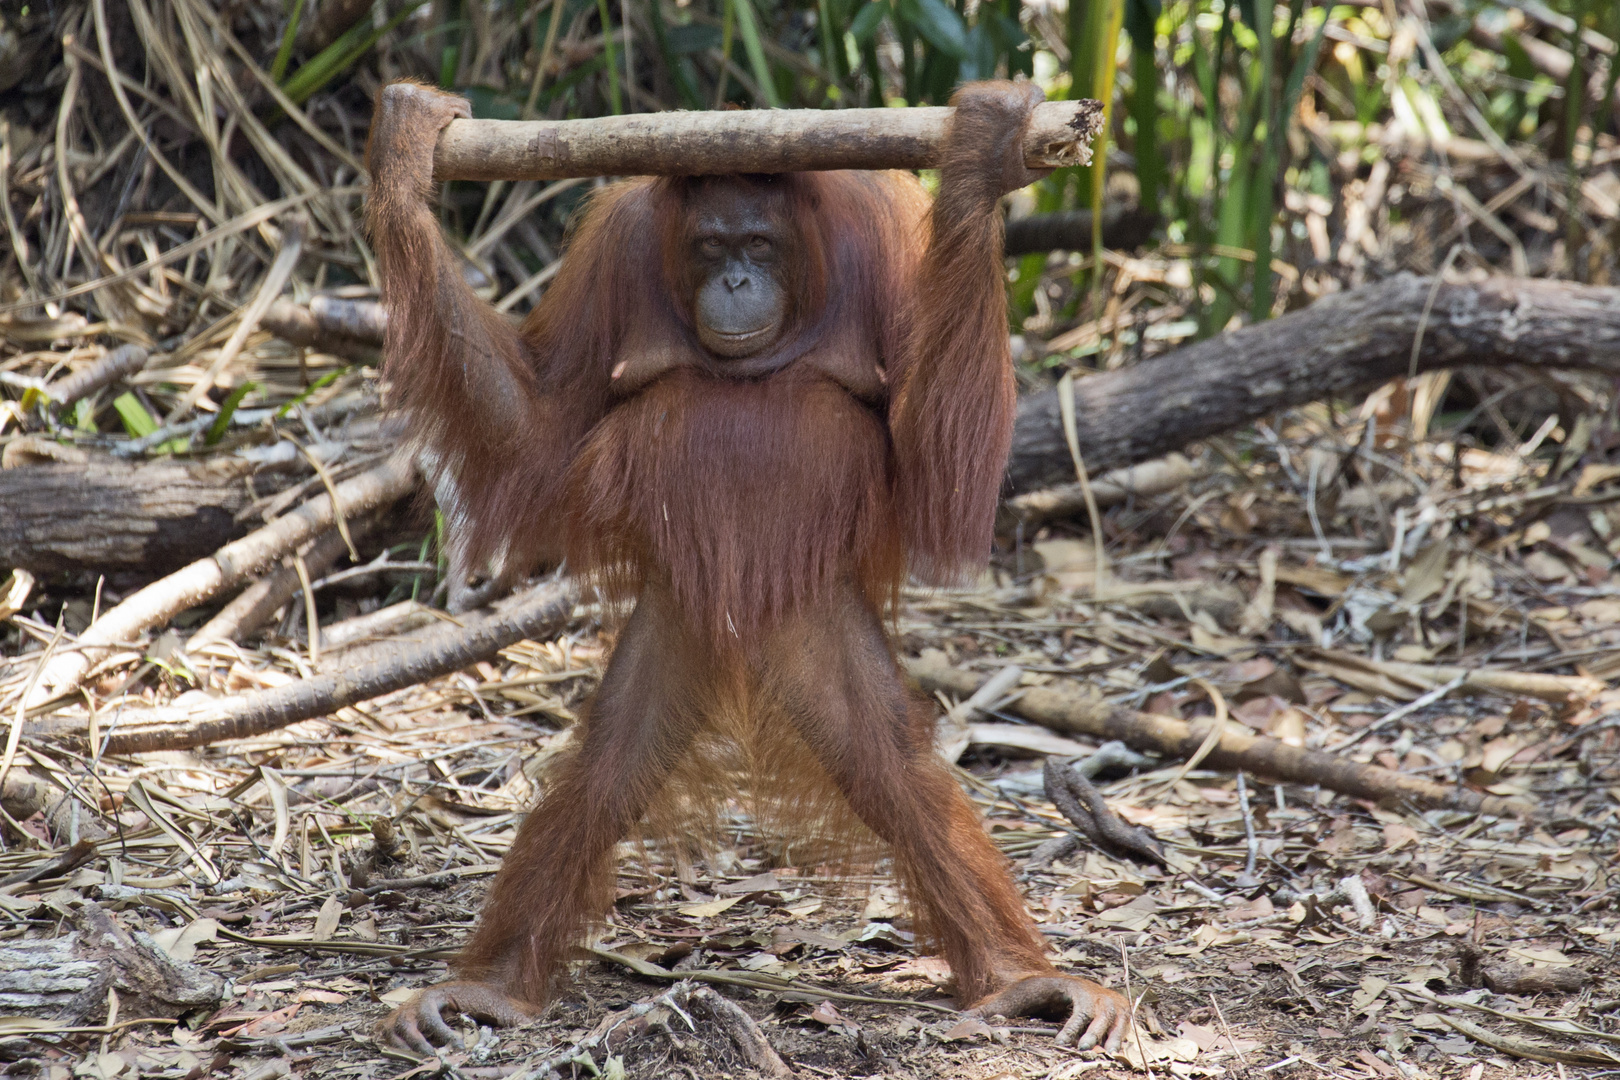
left=432, top=99, right=1104, bottom=181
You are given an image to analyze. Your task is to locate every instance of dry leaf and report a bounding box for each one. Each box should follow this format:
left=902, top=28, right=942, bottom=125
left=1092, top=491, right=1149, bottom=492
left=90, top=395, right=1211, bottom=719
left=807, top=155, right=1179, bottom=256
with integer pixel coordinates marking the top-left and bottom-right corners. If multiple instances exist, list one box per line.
left=939, top=1017, right=994, bottom=1042
left=311, top=895, right=343, bottom=940
left=677, top=895, right=743, bottom=918
left=151, top=917, right=220, bottom=963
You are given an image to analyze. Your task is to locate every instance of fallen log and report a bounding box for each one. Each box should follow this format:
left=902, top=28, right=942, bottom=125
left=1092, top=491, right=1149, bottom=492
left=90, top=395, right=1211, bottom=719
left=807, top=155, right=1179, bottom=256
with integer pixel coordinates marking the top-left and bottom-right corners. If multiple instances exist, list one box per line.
left=0, top=902, right=224, bottom=1021
left=1004, top=206, right=1159, bottom=256
left=433, top=99, right=1104, bottom=182
left=67, top=577, right=576, bottom=755
left=0, top=448, right=255, bottom=573
left=904, top=652, right=1539, bottom=819
left=25, top=458, right=416, bottom=707
left=1007, top=273, right=1620, bottom=493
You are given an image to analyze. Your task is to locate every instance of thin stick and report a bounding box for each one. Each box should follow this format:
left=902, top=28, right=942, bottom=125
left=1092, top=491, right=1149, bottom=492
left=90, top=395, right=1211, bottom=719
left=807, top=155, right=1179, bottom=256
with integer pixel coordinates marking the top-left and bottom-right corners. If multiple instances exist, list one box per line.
left=165, top=218, right=305, bottom=422
left=907, top=653, right=1539, bottom=819
left=523, top=0, right=567, bottom=119
left=293, top=554, right=320, bottom=670
left=1235, top=770, right=1258, bottom=878
left=1335, top=673, right=1468, bottom=751
left=1058, top=370, right=1110, bottom=596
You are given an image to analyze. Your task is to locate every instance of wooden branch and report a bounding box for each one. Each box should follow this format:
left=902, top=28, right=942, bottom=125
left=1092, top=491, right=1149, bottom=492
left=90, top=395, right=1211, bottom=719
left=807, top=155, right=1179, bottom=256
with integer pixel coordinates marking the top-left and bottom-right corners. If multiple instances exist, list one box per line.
left=79, top=578, right=577, bottom=755
left=44, top=344, right=150, bottom=408
left=433, top=99, right=1104, bottom=181
left=1004, top=206, right=1159, bottom=256
left=187, top=526, right=352, bottom=649
left=1007, top=274, right=1620, bottom=494
left=904, top=652, right=1540, bottom=819
left=1003, top=453, right=1200, bottom=528
left=260, top=298, right=382, bottom=361
left=26, top=458, right=416, bottom=707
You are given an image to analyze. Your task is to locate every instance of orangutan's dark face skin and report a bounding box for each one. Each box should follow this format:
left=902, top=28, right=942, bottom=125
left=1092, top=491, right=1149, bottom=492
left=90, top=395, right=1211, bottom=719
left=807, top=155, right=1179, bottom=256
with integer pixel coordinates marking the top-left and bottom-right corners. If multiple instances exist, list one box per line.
left=690, top=186, right=788, bottom=358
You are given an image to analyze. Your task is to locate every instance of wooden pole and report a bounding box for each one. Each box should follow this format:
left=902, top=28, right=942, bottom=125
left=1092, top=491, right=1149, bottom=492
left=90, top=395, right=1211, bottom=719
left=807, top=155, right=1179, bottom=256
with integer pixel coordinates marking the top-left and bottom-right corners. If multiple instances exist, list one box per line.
left=432, top=99, right=1104, bottom=181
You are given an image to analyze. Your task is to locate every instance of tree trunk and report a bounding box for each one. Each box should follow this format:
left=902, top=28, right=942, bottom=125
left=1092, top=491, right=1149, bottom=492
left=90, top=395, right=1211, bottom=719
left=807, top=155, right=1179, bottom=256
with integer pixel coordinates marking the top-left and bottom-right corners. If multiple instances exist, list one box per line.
left=1006, top=274, right=1620, bottom=494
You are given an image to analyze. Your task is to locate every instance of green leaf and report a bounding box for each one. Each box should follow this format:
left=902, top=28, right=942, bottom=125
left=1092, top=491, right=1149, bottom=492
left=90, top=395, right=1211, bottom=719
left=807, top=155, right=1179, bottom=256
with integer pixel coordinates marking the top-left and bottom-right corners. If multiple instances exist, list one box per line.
left=595, top=0, right=623, bottom=114
left=274, top=368, right=347, bottom=419
left=205, top=382, right=259, bottom=446
left=271, top=0, right=308, bottom=82
left=849, top=0, right=889, bottom=47
left=280, top=0, right=428, bottom=107
left=899, top=0, right=969, bottom=59
left=113, top=392, right=159, bottom=438
left=729, top=0, right=780, bottom=108
left=1124, top=0, right=1159, bottom=48
left=665, top=23, right=722, bottom=54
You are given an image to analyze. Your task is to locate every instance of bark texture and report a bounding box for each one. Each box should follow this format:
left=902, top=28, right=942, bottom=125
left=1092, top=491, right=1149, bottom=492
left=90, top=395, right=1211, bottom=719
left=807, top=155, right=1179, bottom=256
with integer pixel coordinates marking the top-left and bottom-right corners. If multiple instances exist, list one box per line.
left=1007, top=274, right=1620, bottom=494
left=433, top=99, right=1103, bottom=181
left=0, top=903, right=224, bottom=1021
left=0, top=456, right=254, bottom=573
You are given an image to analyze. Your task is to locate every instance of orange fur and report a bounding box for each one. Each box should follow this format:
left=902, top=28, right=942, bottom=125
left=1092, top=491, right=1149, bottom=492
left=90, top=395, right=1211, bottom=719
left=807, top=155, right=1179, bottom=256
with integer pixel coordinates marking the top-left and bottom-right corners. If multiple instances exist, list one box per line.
left=368, top=79, right=1082, bottom=1023
left=565, top=367, right=900, bottom=651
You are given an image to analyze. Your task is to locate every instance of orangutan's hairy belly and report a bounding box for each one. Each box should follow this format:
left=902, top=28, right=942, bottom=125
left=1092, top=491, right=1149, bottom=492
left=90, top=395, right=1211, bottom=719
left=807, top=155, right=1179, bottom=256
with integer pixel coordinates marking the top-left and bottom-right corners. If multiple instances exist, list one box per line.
left=564, top=366, right=898, bottom=637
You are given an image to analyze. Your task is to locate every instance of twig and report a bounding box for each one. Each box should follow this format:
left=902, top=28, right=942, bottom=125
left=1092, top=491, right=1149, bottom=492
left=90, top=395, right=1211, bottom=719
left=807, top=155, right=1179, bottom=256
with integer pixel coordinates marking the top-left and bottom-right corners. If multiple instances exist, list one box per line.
left=0, top=190, right=343, bottom=317
left=1335, top=673, right=1467, bottom=751
left=188, top=528, right=353, bottom=649
left=686, top=986, right=792, bottom=1078
left=1209, top=994, right=1250, bottom=1066
left=1122, top=938, right=1153, bottom=1080
left=260, top=298, right=382, bottom=360
left=1435, top=1015, right=1618, bottom=1066
left=1235, top=771, right=1258, bottom=880
left=1042, top=756, right=1166, bottom=866
left=166, top=218, right=305, bottom=422
left=907, top=653, right=1540, bottom=818
left=1274, top=875, right=1376, bottom=930
left=587, top=947, right=957, bottom=1014
left=0, top=838, right=97, bottom=888
left=44, top=345, right=150, bottom=409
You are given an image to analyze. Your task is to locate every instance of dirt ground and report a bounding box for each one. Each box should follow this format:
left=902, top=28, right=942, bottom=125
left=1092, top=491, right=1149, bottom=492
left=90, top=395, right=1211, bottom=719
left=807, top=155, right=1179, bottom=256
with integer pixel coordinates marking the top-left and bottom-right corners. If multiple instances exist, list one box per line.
left=10, top=564, right=1615, bottom=1080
